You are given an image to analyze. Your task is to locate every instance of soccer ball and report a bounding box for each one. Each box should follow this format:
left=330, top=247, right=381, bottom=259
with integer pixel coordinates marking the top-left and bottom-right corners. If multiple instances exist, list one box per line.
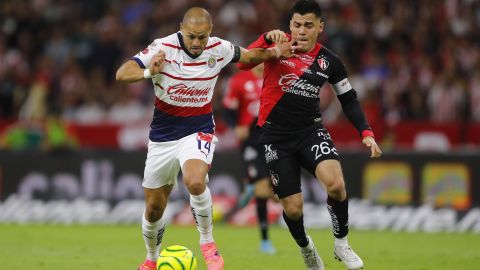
left=157, top=245, right=198, bottom=270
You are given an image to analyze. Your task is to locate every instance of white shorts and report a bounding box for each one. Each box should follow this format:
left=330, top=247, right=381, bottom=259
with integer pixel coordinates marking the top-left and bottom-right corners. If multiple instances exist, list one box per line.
left=142, top=132, right=218, bottom=189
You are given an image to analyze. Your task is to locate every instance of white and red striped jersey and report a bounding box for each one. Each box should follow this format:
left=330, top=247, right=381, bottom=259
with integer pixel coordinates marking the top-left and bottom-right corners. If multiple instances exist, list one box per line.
left=132, top=32, right=239, bottom=142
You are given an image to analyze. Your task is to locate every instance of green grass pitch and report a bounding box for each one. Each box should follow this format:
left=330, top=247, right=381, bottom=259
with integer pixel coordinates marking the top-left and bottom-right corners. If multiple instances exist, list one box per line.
left=0, top=224, right=478, bottom=270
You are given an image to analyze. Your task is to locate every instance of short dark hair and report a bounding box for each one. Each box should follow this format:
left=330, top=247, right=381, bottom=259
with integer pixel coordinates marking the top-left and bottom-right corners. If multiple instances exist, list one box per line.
left=292, top=0, right=322, bottom=19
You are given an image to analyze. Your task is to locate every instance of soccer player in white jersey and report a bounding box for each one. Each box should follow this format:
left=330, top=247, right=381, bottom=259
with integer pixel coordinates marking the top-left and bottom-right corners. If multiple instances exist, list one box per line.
left=116, top=7, right=295, bottom=270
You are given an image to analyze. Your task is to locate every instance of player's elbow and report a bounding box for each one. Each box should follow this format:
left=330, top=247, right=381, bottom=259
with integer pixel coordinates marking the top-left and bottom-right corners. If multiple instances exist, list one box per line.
left=116, top=66, right=132, bottom=82
left=115, top=60, right=138, bottom=82
left=115, top=70, right=121, bottom=81
left=115, top=67, right=125, bottom=81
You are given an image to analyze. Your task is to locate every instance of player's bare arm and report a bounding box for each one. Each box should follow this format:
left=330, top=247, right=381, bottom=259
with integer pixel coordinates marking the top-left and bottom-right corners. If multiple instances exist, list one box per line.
left=238, top=40, right=296, bottom=65
left=115, top=51, right=166, bottom=83
left=234, top=125, right=250, bottom=141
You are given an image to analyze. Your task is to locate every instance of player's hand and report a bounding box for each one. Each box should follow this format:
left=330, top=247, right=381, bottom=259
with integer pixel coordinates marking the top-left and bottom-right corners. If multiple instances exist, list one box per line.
left=274, top=40, right=298, bottom=59
left=362, top=136, right=382, bottom=158
left=266, top=29, right=288, bottom=43
left=149, top=50, right=166, bottom=75
left=234, top=126, right=249, bottom=140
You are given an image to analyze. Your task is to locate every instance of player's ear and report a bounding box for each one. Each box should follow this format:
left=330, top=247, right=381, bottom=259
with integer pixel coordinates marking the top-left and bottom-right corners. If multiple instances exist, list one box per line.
left=318, top=21, right=324, bottom=33
left=180, top=22, right=183, bottom=32
left=289, top=20, right=294, bottom=31
left=207, top=24, right=213, bottom=36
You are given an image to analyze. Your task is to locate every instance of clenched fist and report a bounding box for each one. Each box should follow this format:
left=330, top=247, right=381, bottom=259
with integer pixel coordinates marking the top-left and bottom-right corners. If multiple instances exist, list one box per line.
left=149, top=50, right=166, bottom=75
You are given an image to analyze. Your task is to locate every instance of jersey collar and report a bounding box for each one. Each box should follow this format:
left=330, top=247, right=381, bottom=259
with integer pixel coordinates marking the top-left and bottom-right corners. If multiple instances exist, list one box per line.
left=177, top=32, right=201, bottom=59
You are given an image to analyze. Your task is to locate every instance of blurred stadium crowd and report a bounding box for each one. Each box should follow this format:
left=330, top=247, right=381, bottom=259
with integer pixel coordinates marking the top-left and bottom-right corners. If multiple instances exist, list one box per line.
left=0, top=0, right=479, bottom=149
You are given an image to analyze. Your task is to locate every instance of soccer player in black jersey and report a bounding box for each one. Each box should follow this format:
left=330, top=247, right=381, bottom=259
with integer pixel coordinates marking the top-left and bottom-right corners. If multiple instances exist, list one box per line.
left=238, top=1, right=382, bottom=269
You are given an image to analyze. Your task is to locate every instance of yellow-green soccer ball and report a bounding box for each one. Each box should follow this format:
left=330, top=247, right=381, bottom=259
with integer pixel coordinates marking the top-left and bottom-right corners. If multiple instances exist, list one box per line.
left=157, top=245, right=198, bottom=270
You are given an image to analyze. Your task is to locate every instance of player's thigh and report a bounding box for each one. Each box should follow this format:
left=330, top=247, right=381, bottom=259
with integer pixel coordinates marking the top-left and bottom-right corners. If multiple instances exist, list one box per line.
left=254, top=177, right=273, bottom=198
left=315, top=159, right=345, bottom=188
left=143, top=140, right=181, bottom=189
left=262, top=143, right=301, bottom=199
left=177, top=132, right=218, bottom=182
left=298, top=126, right=340, bottom=176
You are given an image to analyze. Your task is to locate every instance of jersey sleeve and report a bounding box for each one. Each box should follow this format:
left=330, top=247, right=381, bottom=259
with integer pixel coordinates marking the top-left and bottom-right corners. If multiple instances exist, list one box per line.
left=131, top=39, right=164, bottom=69
left=327, top=55, right=353, bottom=95
left=216, top=38, right=240, bottom=68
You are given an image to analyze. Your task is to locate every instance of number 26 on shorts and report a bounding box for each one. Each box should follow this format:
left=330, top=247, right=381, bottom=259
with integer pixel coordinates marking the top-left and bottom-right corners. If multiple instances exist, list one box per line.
left=311, top=141, right=338, bottom=160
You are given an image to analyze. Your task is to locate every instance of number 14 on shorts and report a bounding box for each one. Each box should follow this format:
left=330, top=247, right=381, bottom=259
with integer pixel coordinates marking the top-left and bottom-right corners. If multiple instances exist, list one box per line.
left=196, top=132, right=213, bottom=155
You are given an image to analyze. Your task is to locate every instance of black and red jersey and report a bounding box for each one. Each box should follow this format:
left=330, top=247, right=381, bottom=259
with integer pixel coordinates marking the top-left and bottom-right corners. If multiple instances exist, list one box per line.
left=238, top=34, right=354, bottom=136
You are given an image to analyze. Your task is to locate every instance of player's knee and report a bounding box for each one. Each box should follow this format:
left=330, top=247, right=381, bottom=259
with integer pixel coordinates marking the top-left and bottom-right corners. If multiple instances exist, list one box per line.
left=325, top=179, right=345, bottom=196
left=283, top=203, right=303, bottom=219
left=145, top=202, right=165, bottom=221
left=185, top=178, right=206, bottom=195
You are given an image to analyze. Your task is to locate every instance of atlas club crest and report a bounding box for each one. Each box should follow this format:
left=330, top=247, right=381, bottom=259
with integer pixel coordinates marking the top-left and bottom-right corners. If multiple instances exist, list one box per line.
left=317, top=57, right=329, bottom=70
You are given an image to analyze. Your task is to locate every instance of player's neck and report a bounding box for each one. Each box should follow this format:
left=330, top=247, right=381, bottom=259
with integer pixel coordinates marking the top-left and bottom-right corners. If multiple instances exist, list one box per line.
left=177, top=32, right=202, bottom=59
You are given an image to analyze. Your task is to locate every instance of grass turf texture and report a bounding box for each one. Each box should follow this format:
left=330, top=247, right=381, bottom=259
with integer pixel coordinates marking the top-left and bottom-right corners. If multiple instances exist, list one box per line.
left=0, top=224, right=478, bottom=270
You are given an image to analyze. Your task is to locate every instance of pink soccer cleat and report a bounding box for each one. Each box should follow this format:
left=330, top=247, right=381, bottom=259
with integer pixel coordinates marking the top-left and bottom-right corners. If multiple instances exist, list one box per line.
left=137, top=259, right=156, bottom=270
left=200, top=242, right=224, bottom=270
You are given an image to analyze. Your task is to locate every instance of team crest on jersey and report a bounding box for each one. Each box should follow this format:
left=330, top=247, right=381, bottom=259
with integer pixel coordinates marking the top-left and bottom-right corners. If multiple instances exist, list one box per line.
left=207, top=57, right=216, bottom=68
left=317, top=57, right=329, bottom=70
left=141, top=47, right=149, bottom=54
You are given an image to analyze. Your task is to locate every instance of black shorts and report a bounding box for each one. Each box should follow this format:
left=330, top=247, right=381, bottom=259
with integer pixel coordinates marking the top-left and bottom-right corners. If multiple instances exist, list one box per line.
left=241, top=124, right=269, bottom=184
left=259, top=124, right=339, bottom=199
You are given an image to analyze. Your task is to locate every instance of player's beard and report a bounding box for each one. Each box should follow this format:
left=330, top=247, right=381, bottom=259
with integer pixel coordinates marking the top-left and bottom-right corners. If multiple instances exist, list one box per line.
left=190, top=46, right=202, bottom=56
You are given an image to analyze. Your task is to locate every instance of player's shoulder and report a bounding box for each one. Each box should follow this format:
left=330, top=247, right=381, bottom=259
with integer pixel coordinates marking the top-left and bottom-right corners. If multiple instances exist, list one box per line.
left=318, top=44, right=342, bottom=63
left=155, top=33, right=180, bottom=48
left=207, top=36, right=234, bottom=50
left=208, top=36, right=228, bottom=44
left=140, top=33, right=179, bottom=55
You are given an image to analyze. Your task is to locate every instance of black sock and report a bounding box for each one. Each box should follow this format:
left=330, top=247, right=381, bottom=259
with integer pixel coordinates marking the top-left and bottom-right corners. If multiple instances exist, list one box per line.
left=256, top=197, right=268, bottom=240
left=282, top=211, right=308, bottom=247
left=327, top=196, right=349, bottom=238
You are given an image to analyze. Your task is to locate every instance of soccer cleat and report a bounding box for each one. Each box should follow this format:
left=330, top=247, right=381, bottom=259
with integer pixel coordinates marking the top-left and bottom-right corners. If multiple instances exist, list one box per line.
left=260, top=239, right=276, bottom=254
left=137, top=259, right=156, bottom=270
left=334, top=245, right=364, bottom=270
left=300, top=236, right=324, bottom=270
left=200, top=242, right=224, bottom=270
left=237, top=184, right=255, bottom=208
